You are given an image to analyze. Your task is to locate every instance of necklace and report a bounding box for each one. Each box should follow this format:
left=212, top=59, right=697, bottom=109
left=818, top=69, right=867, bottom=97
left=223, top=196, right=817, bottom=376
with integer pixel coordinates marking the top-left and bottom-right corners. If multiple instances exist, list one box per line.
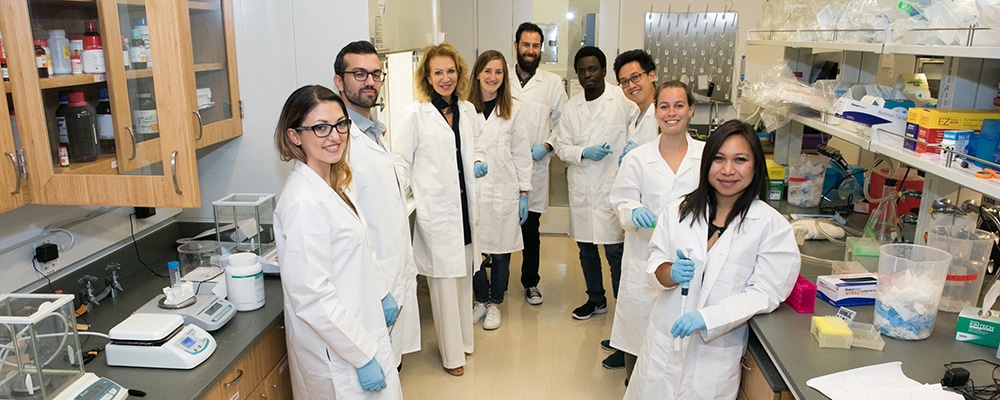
left=440, top=107, right=452, bottom=116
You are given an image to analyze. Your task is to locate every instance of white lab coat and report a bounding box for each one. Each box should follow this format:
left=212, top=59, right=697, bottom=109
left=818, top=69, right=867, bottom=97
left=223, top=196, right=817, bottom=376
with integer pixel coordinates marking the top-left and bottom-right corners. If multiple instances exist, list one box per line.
left=475, top=100, right=533, bottom=253
left=274, top=161, right=402, bottom=400
left=553, top=85, right=640, bottom=243
left=509, top=68, right=567, bottom=213
left=348, top=122, right=421, bottom=363
left=623, top=199, right=800, bottom=400
left=630, top=103, right=659, bottom=146
left=608, top=135, right=704, bottom=356
left=393, top=100, right=482, bottom=278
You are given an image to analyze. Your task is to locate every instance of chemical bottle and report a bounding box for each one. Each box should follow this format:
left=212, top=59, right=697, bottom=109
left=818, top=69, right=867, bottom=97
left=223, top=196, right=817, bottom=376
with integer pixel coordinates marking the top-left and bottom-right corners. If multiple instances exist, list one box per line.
left=96, top=88, right=115, bottom=154
left=65, top=91, right=98, bottom=163
left=133, top=87, right=158, bottom=139
left=81, top=21, right=104, bottom=74
left=33, top=39, right=49, bottom=78
left=134, top=17, right=151, bottom=67
left=129, top=29, right=147, bottom=70
left=47, top=29, right=71, bottom=75
left=864, top=178, right=900, bottom=244
left=168, top=261, right=181, bottom=288
left=120, top=36, right=129, bottom=70
left=0, top=31, right=6, bottom=81
left=226, top=252, right=265, bottom=311
left=70, top=52, right=82, bottom=75
left=53, top=91, right=70, bottom=159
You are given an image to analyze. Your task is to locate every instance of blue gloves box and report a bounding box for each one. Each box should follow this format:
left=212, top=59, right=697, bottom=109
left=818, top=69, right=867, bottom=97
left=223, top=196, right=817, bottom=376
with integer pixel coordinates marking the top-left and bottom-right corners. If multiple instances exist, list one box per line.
left=816, top=273, right=878, bottom=307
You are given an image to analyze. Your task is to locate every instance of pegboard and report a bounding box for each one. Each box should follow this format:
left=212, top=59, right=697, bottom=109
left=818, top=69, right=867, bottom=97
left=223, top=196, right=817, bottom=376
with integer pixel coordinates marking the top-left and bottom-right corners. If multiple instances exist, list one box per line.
left=644, top=11, right=738, bottom=104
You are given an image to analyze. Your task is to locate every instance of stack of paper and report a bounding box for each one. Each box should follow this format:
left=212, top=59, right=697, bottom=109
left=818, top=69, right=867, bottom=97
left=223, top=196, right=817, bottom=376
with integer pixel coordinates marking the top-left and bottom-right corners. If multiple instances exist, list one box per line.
left=806, top=361, right=962, bottom=399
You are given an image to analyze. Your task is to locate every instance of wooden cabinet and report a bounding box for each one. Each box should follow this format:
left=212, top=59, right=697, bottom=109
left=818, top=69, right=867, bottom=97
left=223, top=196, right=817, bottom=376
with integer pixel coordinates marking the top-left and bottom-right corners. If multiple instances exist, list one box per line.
left=201, top=319, right=288, bottom=400
left=0, top=0, right=241, bottom=212
left=738, top=349, right=794, bottom=400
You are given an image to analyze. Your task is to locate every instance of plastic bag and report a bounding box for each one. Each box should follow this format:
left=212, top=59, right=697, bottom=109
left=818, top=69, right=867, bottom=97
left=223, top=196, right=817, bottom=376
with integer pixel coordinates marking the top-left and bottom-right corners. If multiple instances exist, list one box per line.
left=743, top=61, right=828, bottom=131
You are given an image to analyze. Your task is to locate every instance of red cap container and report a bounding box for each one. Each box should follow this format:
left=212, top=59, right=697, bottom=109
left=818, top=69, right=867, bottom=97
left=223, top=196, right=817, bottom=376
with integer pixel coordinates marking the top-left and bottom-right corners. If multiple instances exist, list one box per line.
left=68, top=91, right=87, bottom=107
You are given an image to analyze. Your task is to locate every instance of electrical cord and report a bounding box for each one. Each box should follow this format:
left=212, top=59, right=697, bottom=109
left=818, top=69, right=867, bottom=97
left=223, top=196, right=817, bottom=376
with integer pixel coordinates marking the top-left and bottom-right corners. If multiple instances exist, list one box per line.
left=943, top=359, right=1000, bottom=399
left=818, top=168, right=868, bottom=216
left=129, top=213, right=168, bottom=278
left=31, top=256, right=58, bottom=293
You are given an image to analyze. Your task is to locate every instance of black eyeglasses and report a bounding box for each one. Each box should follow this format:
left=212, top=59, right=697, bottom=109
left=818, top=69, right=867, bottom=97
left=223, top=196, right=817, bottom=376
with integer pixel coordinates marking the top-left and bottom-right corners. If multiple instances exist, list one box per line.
left=294, top=119, right=352, bottom=138
left=618, top=72, right=646, bottom=87
left=346, top=69, right=386, bottom=82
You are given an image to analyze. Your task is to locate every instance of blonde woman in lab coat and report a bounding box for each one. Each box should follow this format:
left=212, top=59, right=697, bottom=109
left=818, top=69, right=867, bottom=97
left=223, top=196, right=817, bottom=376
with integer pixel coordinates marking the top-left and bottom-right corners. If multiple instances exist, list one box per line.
left=624, top=120, right=800, bottom=400
left=393, top=42, right=484, bottom=377
left=468, top=50, right=533, bottom=330
left=272, top=85, right=402, bottom=399
left=609, top=81, right=703, bottom=379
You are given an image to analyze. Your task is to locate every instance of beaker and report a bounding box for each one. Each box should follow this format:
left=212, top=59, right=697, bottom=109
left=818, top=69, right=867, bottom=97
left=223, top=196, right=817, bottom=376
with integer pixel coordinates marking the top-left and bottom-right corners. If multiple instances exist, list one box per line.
left=787, top=154, right=828, bottom=208
left=177, top=240, right=222, bottom=278
left=927, top=226, right=996, bottom=313
left=873, top=244, right=952, bottom=340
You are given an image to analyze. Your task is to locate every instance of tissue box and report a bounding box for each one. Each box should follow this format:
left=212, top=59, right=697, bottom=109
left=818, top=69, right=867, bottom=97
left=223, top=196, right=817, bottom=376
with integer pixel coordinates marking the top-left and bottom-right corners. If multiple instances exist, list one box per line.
left=817, top=273, right=878, bottom=307
left=955, top=305, right=1000, bottom=348
left=833, top=97, right=908, bottom=135
left=786, top=275, right=817, bottom=313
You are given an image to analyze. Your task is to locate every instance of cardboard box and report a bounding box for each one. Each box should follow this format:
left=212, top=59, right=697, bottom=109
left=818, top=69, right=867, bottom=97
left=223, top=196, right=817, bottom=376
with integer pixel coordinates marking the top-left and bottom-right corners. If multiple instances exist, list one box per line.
left=816, top=273, right=878, bottom=307
left=955, top=305, right=1000, bottom=348
left=907, top=108, right=1000, bottom=157
left=766, top=159, right=785, bottom=201
left=833, top=98, right=908, bottom=136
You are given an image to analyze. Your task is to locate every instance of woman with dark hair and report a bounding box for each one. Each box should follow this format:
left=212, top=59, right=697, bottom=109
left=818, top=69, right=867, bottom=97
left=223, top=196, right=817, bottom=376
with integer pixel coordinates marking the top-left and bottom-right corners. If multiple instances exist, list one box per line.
left=273, top=85, right=402, bottom=398
left=393, top=42, right=484, bottom=377
left=623, top=120, right=801, bottom=400
left=467, top=50, right=532, bottom=331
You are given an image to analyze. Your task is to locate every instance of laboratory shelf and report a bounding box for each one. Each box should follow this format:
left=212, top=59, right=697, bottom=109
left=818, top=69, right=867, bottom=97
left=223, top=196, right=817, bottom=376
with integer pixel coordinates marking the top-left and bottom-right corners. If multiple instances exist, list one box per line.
left=747, top=28, right=999, bottom=58
left=789, top=112, right=871, bottom=150
left=883, top=44, right=1000, bottom=59
left=868, top=139, right=1000, bottom=199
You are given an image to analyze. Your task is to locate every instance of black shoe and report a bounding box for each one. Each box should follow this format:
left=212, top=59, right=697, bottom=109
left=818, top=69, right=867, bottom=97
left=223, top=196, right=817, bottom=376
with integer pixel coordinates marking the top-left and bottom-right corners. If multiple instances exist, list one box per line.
left=571, top=300, right=607, bottom=320
left=600, top=339, right=614, bottom=351
left=602, top=350, right=625, bottom=370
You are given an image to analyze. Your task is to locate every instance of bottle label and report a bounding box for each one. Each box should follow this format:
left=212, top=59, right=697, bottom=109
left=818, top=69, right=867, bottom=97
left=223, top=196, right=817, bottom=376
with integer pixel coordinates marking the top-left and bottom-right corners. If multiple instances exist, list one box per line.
left=58, top=146, right=69, bottom=167
left=133, top=109, right=158, bottom=135
left=96, top=114, right=114, bottom=140
left=71, top=58, right=82, bottom=75
left=35, top=54, right=47, bottom=69
left=81, top=49, right=105, bottom=74
left=56, top=116, right=68, bottom=143
left=130, top=47, right=147, bottom=64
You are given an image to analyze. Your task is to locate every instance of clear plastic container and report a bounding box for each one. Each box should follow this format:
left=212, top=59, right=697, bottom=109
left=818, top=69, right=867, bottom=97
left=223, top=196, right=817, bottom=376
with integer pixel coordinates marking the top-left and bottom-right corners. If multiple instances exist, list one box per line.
left=873, top=244, right=952, bottom=340
left=787, top=154, right=829, bottom=208
left=927, top=226, right=997, bottom=313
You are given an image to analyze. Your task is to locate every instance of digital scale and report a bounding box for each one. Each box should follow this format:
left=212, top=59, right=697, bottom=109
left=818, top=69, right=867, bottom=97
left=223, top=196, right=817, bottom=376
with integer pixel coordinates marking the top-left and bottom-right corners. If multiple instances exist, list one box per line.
left=134, top=294, right=235, bottom=332
left=105, top=313, right=217, bottom=369
left=52, top=373, right=127, bottom=400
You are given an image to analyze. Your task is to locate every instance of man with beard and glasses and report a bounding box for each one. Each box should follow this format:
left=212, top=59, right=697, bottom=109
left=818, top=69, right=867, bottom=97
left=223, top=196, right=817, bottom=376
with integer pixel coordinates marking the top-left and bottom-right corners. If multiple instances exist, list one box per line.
left=508, top=22, right=568, bottom=307
left=333, top=40, right=420, bottom=370
left=553, top=45, right=638, bottom=335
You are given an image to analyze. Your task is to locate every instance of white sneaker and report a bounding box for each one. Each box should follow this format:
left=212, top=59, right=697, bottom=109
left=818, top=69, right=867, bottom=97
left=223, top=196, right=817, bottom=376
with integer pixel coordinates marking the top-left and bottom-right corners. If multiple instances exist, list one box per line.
left=472, top=302, right=487, bottom=324
left=483, top=304, right=501, bottom=330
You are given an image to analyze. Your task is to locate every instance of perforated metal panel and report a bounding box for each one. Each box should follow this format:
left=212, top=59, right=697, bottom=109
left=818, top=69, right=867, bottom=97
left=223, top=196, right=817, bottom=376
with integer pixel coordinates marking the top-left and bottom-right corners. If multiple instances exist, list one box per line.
left=644, top=12, right=738, bottom=104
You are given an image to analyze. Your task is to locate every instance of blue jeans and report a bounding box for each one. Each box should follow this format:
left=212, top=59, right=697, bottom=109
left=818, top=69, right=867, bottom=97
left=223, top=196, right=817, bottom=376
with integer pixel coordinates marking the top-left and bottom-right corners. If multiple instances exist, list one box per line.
left=577, top=242, right=623, bottom=304
left=473, top=253, right=510, bottom=304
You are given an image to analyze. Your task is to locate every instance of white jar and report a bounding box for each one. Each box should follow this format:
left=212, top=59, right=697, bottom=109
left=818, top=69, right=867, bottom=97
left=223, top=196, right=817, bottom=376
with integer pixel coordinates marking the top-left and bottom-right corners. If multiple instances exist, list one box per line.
left=225, top=252, right=265, bottom=311
left=47, top=30, right=71, bottom=75
left=81, top=49, right=104, bottom=74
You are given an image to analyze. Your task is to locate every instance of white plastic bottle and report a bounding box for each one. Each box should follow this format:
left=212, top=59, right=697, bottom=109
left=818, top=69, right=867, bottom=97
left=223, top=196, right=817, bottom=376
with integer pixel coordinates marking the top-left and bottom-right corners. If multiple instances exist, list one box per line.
left=47, top=29, right=71, bottom=75
left=225, top=252, right=265, bottom=311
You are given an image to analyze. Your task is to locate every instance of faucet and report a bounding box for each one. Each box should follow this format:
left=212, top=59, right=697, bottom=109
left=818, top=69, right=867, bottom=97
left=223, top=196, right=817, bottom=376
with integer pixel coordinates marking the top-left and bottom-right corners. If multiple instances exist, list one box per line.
left=77, top=274, right=110, bottom=309
left=105, top=262, right=124, bottom=299
left=929, top=198, right=966, bottom=218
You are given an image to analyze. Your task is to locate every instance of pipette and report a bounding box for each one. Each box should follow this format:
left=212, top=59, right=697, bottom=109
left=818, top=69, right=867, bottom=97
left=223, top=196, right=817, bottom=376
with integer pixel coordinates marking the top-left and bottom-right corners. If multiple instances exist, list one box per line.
left=674, top=248, right=694, bottom=352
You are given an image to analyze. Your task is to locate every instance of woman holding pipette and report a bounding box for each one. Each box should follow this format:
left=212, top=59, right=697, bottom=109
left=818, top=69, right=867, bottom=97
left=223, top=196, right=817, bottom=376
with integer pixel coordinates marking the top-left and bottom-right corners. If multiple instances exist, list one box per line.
left=623, top=120, right=800, bottom=400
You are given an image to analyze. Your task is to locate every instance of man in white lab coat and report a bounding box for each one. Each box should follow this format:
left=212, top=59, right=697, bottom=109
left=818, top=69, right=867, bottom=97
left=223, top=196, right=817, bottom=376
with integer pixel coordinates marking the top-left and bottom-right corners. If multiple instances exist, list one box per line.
left=554, top=46, right=639, bottom=322
left=509, top=22, right=568, bottom=306
left=334, top=41, right=420, bottom=368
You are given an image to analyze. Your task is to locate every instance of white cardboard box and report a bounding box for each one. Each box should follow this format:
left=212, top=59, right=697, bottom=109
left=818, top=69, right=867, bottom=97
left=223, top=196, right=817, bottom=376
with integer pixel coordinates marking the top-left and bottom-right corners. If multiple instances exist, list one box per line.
left=817, top=273, right=878, bottom=307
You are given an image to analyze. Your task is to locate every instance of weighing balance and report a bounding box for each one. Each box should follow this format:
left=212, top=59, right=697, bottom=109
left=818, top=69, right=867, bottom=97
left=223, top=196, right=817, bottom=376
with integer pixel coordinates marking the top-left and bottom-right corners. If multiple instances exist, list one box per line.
left=52, top=373, right=127, bottom=400
left=105, top=313, right=216, bottom=369
left=134, top=294, right=235, bottom=332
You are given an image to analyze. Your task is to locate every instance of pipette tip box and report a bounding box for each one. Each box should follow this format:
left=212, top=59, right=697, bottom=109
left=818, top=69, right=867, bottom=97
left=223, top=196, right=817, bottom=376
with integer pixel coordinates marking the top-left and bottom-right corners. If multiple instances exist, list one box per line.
left=955, top=305, right=1000, bottom=348
left=811, top=316, right=853, bottom=349
left=816, top=273, right=878, bottom=307
left=786, top=275, right=817, bottom=313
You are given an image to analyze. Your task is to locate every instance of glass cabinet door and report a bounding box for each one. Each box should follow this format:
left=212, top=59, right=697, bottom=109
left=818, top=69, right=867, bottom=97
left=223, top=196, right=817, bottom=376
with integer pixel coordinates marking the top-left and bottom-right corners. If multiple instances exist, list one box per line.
left=186, top=0, right=241, bottom=148
left=0, top=72, right=27, bottom=213
left=0, top=0, right=199, bottom=208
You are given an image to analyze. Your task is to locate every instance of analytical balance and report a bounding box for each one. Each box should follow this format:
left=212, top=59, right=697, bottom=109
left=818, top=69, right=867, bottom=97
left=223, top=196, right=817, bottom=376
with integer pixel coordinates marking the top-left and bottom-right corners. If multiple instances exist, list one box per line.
left=134, top=294, right=235, bottom=332
left=105, top=313, right=216, bottom=369
left=51, top=373, right=127, bottom=400
left=0, top=293, right=86, bottom=399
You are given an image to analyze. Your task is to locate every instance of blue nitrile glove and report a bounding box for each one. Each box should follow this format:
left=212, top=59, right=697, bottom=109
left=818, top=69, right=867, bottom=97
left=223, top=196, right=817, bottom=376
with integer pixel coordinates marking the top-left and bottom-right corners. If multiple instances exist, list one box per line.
left=671, top=311, right=706, bottom=339
left=631, top=207, right=657, bottom=228
left=474, top=161, right=488, bottom=178
left=519, top=194, right=529, bottom=225
left=670, top=248, right=695, bottom=285
left=581, top=144, right=612, bottom=161
left=356, top=358, right=387, bottom=391
left=381, top=293, right=399, bottom=327
left=531, top=144, right=548, bottom=161
left=618, top=140, right=638, bottom=166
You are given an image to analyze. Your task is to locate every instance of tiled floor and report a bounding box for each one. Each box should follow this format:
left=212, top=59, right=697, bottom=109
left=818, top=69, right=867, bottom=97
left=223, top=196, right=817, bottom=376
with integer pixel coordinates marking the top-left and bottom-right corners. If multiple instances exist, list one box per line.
left=399, top=235, right=628, bottom=399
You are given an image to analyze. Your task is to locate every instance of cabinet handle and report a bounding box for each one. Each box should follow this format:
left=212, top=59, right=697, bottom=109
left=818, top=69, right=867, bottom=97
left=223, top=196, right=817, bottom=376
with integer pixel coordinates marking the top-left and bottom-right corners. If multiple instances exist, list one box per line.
left=223, top=368, right=244, bottom=387
left=126, top=126, right=137, bottom=161
left=4, top=151, right=19, bottom=195
left=271, top=384, right=280, bottom=400
left=170, top=151, right=182, bottom=194
left=194, top=111, right=204, bottom=141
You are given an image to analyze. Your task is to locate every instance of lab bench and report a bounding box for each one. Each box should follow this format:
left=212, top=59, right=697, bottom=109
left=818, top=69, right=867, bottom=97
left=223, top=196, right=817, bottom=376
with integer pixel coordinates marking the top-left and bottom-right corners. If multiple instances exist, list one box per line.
left=34, top=223, right=287, bottom=400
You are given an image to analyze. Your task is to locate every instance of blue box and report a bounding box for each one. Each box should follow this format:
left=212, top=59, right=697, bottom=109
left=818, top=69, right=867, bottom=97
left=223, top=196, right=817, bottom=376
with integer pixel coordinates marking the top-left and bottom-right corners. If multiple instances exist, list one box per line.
left=975, top=119, right=1000, bottom=167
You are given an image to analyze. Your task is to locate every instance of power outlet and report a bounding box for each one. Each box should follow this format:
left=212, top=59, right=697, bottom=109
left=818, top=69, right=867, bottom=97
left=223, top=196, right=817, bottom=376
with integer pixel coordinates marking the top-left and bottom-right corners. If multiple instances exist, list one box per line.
left=35, top=258, right=59, bottom=277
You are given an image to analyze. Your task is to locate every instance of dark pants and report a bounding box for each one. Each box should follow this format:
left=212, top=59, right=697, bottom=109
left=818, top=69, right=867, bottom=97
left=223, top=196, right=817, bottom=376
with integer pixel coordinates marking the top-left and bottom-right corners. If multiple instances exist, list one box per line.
left=519, top=211, right=542, bottom=288
left=473, top=253, right=510, bottom=304
left=577, top=241, right=623, bottom=304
